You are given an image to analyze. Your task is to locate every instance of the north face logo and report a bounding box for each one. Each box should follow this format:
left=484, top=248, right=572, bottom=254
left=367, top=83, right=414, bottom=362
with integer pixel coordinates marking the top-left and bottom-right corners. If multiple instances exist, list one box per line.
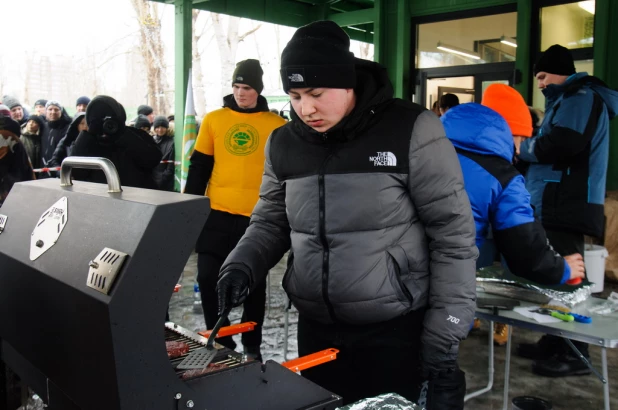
left=288, top=73, right=304, bottom=82
left=235, top=76, right=244, bottom=81
left=369, top=152, right=397, bottom=166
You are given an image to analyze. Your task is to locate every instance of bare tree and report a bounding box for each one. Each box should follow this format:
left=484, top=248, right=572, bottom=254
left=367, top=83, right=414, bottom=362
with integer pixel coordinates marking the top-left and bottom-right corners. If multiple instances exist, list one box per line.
left=211, top=13, right=262, bottom=99
left=22, top=52, right=35, bottom=106
left=192, top=9, right=209, bottom=118
left=358, top=42, right=373, bottom=61
left=130, top=0, right=170, bottom=115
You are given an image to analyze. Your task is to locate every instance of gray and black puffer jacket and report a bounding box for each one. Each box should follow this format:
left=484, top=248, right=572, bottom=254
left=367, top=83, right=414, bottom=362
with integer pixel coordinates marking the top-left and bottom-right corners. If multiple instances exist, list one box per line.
left=221, top=59, right=478, bottom=364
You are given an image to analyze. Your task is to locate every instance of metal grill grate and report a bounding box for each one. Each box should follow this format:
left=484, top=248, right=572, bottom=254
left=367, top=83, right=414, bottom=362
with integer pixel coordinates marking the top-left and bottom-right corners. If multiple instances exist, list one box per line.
left=164, top=323, right=244, bottom=378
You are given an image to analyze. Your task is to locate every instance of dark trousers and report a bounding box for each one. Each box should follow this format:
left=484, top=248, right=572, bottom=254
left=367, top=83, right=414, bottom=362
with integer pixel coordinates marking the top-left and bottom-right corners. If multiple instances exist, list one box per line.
left=196, top=210, right=266, bottom=350
left=298, top=310, right=425, bottom=405
left=544, top=229, right=588, bottom=356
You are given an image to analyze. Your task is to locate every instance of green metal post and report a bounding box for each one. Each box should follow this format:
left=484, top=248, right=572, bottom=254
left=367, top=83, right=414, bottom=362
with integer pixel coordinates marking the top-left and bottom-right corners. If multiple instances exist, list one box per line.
left=374, top=0, right=410, bottom=100
left=514, top=0, right=532, bottom=102
left=395, top=0, right=411, bottom=99
left=174, top=0, right=192, bottom=192
left=373, top=0, right=386, bottom=65
left=594, top=0, right=618, bottom=191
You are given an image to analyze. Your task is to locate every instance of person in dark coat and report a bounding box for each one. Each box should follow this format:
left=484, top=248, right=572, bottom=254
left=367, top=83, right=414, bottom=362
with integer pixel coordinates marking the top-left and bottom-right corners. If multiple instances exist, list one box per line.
left=0, top=117, right=34, bottom=207
left=20, top=115, right=46, bottom=171
left=134, top=114, right=152, bottom=134
left=40, top=100, right=70, bottom=178
left=49, top=113, right=87, bottom=168
left=70, top=95, right=161, bottom=190
left=152, top=116, right=175, bottom=191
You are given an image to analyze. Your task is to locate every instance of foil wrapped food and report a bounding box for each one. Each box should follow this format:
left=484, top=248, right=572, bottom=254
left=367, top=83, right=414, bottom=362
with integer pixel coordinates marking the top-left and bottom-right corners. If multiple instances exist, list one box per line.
left=336, top=393, right=423, bottom=410
left=476, top=266, right=592, bottom=307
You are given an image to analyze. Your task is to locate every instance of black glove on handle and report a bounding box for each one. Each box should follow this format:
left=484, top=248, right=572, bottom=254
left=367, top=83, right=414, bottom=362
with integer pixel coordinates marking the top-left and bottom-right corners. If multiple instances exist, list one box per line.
left=216, top=269, right=250, bottom=315
left=418, top=365, right=466, bottom=410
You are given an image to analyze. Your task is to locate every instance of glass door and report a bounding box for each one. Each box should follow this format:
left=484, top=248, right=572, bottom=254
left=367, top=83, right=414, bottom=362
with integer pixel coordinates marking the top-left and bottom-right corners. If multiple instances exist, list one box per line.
left=416, top=62, right=516, bottom=110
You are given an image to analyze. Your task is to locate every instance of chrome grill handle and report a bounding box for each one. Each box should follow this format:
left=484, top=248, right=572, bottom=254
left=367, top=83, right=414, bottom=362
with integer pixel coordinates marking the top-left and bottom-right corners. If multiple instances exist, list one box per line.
left=60, top=157, right=122, bottom=193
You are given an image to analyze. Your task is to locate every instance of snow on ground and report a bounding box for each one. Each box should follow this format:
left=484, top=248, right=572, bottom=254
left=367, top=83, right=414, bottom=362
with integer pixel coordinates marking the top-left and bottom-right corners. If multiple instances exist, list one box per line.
left=169, top=252, right=298, bottom=363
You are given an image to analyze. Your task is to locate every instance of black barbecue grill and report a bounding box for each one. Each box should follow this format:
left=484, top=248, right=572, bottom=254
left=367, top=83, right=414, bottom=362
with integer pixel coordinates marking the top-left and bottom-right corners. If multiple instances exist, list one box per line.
left=0, top=157, right=341, bottom=410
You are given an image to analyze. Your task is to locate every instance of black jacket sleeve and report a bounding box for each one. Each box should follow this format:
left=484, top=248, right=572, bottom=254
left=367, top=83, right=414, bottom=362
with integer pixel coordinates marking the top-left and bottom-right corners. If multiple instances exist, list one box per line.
left=68, top=131, right=96, bottom=181
left=184, top=150, right=214, bottom=195
left=49, top=135, right=69, bottom=168
left=491, top=176, right=568, bottom=285
left=493, top=222, right=567, bottom=285
left=115, top=128, right=162, bottom=171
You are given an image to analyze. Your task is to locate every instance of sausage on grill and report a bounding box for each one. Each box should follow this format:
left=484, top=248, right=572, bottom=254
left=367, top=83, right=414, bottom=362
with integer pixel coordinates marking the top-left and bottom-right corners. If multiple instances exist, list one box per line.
left=181, top=363, right=229, bottom=380
left=166, top=341, right=190, bottom=359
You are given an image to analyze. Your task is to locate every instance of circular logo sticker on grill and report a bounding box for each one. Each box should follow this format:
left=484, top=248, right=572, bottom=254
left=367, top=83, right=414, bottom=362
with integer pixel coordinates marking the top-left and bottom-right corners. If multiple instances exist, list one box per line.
left=224, top=123, right=260, bottom=156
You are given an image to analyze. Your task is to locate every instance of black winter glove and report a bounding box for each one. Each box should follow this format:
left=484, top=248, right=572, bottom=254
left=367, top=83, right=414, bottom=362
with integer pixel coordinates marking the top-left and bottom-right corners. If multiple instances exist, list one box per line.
left=216, top=269, right=250, bottom=315
left=418, top=365, right=466, bottom=410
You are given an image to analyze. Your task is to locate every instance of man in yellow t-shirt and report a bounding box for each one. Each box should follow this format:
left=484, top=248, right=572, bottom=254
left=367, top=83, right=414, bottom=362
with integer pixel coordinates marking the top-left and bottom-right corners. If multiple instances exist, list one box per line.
left=185, top=59, right=286, bottom=361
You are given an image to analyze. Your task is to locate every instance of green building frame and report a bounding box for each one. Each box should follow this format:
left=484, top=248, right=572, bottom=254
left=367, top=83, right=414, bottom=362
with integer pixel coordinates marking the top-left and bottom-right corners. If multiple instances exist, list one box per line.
left=152, top=0, right=618, bottom=190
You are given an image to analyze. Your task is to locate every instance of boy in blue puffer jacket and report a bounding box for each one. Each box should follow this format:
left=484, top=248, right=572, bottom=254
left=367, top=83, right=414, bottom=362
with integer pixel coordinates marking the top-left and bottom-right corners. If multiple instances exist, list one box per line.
left=441, top=86, right=584, bottom=288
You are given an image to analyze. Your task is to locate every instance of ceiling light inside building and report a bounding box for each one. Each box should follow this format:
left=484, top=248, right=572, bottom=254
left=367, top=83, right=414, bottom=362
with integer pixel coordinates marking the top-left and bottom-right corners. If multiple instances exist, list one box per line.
left=436, top=42, right=481, bottom=60
left=578, top=1, right=595, bottom=14
left=500, top=36, right=518, bottom=48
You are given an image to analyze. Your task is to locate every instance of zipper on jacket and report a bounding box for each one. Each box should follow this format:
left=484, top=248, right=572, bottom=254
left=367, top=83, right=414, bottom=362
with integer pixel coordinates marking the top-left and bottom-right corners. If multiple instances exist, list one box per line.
left=318, top=148, right=337, bottom=323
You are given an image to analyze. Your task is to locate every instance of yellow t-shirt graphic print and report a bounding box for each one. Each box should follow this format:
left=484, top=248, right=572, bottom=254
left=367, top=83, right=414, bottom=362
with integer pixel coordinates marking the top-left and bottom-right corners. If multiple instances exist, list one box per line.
left=193, top=108, right=286, bottom=217
left=224, top=123, right=260, bottom=156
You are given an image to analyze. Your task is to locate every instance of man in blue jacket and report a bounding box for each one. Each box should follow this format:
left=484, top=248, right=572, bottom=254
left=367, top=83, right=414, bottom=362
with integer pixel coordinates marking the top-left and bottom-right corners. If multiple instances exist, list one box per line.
left=518, top=44, right=618, bottom=376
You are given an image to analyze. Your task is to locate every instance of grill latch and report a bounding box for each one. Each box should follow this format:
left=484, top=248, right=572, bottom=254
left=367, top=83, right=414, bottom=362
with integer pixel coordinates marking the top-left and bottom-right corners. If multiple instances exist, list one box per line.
left=30, top=197, right=68, bottom=261
left=0, top=214, right=7, bottom=234
left=87, top=248, right=128, bottom=295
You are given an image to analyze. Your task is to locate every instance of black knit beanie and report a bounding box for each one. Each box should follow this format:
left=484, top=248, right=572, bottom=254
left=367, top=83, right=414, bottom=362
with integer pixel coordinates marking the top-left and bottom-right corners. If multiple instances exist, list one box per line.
left=232, top=59, right=264, bottom=94
left=0, top=116, right=21, bottom=137
left=76, top=96, right=91, bottom=106
left=34, top=99, right=48, bottom=108
left=27, top=115, right=45, bottom=130
left=534, top=44, right=576, bottom=76
left=137, top=104, right=154, bottom=116
left=280, top=20, right=356, bottom=93
left=134, top=114, right=152, bottom=129
left=153, top=115, right=169, bottom=129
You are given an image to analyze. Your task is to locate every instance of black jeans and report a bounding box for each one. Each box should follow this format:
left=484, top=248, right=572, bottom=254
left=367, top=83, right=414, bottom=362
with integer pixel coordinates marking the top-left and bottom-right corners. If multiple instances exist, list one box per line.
left=298, top=310, right=425, bottom=405
left=196, top=210, right=266, bottom=350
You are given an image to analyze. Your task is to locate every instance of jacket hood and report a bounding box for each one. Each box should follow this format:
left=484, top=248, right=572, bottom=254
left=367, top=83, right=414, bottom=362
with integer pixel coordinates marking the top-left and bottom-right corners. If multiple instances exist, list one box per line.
left=85, top=95, right=127, bottom=137
left=544, top=72, right=618, bottom=119
left=290, top=58, right=394, bottom=142
left=223, top=94, right=270, bottom=113
left=65, top=112, right=86, bottom=145
left=441, top=103, right=514, bottom=162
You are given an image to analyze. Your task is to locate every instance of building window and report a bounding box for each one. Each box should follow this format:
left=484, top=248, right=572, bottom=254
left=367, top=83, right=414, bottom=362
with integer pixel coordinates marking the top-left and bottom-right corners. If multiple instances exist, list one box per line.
left=416, top=12, right=517, bottom=69
left=540, top=1, right=595, bottom=51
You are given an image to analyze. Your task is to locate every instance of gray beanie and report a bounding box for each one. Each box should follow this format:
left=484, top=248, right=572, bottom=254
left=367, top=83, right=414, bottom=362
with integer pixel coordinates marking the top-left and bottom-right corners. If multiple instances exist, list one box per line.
left=2, top=96, right=21, bottom=110
left=46, top=100, right=63, bottom=111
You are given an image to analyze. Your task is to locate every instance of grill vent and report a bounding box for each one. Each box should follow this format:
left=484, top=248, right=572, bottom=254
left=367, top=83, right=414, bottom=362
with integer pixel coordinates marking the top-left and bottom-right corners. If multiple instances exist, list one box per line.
left=86, top=248, right=128, bottom=295
left=0, top=214, right=7, bottom=233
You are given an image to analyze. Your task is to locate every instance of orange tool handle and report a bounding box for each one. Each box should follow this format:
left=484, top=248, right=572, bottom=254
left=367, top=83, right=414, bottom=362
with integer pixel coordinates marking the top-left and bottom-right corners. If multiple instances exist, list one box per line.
left=174, top=284, right=182, bottom=293
left=566, top=277, right=582, bottom=285
left=198, top=322, right=257, bottom=338
left=282, top=348, right=340, bottom=373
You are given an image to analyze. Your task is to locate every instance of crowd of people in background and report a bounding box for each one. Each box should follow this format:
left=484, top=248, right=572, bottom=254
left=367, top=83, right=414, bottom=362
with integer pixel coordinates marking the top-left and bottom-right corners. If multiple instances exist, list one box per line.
left=0, top=94, right=179, bottom=206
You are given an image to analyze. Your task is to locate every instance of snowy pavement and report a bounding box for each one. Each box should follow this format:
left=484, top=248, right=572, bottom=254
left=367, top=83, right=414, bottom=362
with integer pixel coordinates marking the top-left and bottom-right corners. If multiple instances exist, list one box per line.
left=169, top=252, right=298, bottom=363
